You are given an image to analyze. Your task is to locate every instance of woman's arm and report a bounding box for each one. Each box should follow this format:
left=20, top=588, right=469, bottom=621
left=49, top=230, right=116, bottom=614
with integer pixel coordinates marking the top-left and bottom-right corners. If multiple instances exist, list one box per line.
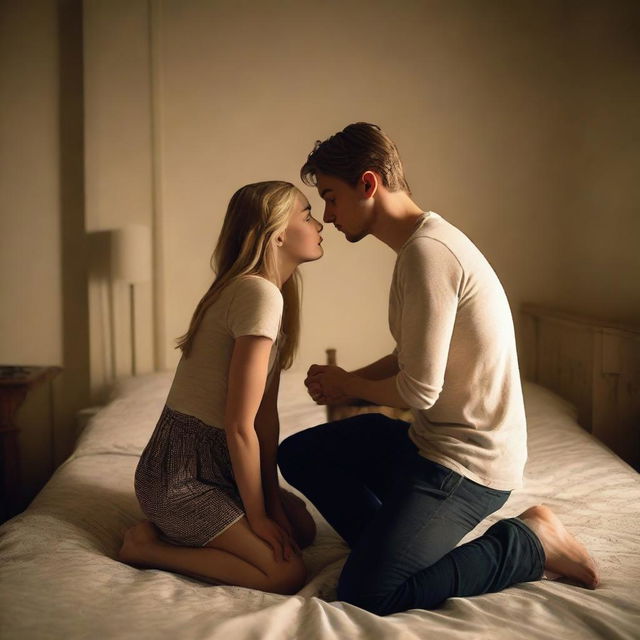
left=224, top=335, right=297, bottom=562
left=254, top=368, right=316, bottom=550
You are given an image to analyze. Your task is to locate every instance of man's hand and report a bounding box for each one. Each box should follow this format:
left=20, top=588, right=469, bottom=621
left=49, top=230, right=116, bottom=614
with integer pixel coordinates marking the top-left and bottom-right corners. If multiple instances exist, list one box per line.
left=304, top=364, right=355, bottom=405
left=306, top=364, right=408, bottom=410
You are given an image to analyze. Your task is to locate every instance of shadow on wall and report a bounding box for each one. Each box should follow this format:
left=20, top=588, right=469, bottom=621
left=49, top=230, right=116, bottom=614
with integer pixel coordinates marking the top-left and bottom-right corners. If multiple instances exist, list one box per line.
left=86, top=227, right=153, bottom=404
left=55, top=0, right=90, bottom=467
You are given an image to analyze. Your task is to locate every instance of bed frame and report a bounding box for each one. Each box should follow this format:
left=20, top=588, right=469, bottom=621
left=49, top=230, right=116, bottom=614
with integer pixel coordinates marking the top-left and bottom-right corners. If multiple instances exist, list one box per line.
left=325, top=304, right=640, bottom=471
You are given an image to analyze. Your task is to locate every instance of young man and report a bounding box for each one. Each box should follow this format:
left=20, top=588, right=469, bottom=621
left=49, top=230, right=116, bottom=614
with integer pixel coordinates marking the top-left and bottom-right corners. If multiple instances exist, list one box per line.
left=277, top=123, right=598, bottom=616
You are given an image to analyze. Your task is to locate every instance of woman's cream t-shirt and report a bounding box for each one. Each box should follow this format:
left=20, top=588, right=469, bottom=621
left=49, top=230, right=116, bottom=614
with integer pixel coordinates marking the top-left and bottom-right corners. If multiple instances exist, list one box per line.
left=166, top=275, right=284, bottom=429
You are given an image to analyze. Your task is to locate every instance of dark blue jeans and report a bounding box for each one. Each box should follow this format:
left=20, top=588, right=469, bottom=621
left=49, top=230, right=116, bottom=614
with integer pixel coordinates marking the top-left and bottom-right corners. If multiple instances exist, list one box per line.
left=278, top=413, right=545, bottom=616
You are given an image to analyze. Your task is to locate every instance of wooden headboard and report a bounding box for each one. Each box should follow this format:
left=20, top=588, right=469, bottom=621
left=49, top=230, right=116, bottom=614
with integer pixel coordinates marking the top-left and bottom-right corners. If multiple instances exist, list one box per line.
left=519, top=304, right=640, bottom=471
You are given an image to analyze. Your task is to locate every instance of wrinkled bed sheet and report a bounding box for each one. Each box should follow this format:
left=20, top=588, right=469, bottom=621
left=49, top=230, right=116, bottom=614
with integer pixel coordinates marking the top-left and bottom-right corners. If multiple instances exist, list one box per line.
left=0, top=370, right=638, bottom=640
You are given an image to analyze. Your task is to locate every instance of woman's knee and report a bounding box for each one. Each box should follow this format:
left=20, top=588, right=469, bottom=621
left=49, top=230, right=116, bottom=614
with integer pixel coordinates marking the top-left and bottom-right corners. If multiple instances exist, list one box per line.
left=267, top=555, right=307, bottom=595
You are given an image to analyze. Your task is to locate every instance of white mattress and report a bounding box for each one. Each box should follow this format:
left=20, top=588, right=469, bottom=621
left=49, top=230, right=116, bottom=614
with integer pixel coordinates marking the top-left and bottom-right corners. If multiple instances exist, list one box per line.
left=0, top=369, right=639, bottom=640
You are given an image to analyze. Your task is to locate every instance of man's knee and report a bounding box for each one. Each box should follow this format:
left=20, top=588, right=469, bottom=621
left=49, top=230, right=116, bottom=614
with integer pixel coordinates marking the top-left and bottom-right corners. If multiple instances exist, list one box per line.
left=337, top=579, right=395, bottom=617
left=278, top=430, right=315, bottom=477
left=336, top=555, right=404, bottom=616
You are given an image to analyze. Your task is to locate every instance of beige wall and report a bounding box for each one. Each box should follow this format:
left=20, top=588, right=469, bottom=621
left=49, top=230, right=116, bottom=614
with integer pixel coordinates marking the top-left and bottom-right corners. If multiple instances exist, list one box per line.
left=0, top=0, right=61, bottom=507
left=0, top=0, right=89, bottom=508
left=1, top=0, right=638, bottom=507
left=154, top=0, right=567, bottom=372
left=556, top=2, right=640, bottom=324
left=84, top=0, right=155, bottom=397
left=0, top=1, right=61, bottom=367
left=82, top=0, right=639, bottom=377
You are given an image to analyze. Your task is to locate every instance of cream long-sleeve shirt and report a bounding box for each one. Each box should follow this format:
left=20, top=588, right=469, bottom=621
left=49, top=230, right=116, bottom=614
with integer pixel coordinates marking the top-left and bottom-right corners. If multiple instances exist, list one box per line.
left=389, top=212, right=527, bottom=490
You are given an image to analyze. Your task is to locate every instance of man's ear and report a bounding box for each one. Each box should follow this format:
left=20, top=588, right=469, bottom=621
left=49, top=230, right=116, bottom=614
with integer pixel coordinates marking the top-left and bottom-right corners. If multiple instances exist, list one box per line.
left=361, top=171, right=379, bottom=198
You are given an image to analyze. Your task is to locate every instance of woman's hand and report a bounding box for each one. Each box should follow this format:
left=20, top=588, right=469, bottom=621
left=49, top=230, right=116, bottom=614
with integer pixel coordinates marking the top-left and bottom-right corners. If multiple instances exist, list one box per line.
left=247, top=514, right=297, bottom=563
left=277, top=488, right=316, bottom=549
left=267, top=497, right=301, bottom=556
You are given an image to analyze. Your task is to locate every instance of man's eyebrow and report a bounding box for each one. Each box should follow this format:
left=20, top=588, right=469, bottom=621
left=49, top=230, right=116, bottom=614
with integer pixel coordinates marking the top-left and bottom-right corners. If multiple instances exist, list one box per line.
left=320, top=188, right=334, bottom=198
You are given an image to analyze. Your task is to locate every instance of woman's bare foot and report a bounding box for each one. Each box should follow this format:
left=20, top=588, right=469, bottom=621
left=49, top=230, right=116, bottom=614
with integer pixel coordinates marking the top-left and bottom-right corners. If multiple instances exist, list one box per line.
left=118, top=519, right=162, bottom=567
left=518, top=505, right=599, bottom=589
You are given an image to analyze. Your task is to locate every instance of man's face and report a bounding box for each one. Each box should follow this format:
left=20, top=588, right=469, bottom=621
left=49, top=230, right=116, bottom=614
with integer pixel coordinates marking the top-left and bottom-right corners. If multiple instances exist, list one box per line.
left=315, top=172, right=371, bottom=243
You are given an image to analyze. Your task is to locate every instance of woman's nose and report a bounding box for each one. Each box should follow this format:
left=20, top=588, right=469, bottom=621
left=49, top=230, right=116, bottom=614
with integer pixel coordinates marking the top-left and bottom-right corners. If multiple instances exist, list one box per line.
left=317, top=220, right=324, bottom=232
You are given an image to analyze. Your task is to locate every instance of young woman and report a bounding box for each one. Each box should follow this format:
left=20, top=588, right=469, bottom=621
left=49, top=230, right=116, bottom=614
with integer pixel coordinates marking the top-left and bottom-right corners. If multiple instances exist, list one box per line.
left=119, top=180, right=322, bottom=595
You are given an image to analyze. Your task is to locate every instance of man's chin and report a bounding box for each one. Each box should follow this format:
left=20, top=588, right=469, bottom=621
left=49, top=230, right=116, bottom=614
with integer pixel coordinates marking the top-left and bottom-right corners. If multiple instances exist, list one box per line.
left=346, top=231, right=366, bottom=243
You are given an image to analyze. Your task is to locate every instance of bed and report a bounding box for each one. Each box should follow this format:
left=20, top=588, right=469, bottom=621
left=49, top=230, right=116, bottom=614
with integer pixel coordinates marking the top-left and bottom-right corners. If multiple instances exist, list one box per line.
left=1, top=306, right=639, bottom=640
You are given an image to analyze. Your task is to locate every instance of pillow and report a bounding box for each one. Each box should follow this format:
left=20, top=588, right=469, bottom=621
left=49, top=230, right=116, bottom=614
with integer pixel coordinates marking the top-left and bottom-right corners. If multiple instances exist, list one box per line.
left=73, top=371, right=175, bottom=458
left=521, top=379, right=579, bottom=424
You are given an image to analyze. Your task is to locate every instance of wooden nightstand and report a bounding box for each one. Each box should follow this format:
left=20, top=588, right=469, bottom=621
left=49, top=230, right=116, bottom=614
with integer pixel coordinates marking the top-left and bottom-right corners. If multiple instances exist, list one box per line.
left=0, top=365, right=62, bottom=523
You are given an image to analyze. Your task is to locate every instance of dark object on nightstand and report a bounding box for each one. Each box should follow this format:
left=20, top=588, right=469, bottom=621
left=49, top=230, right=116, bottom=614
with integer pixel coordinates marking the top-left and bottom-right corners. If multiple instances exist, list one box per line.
left=0, top=365, right=62, bottom=523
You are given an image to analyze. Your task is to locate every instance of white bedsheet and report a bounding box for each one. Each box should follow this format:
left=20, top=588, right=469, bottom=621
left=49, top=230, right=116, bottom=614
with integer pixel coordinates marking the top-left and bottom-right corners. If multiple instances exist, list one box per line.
left=1, top=370, right=639, bottom=640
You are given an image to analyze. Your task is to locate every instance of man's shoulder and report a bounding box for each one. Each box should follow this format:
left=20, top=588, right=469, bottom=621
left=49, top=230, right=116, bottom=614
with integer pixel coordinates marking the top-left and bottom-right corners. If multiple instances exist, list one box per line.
left=403, top=215, right=486, bottom=266
left=398, top=233, right=462, bottom=268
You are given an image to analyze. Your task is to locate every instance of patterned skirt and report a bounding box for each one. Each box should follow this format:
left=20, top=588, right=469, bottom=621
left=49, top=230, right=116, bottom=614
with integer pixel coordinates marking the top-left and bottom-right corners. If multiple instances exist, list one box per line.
left=134, top=405, right=245, bottom=547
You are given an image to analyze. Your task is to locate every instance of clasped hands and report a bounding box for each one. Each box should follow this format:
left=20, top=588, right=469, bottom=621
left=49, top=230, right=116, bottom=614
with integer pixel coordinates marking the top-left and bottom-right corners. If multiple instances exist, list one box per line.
left=304, top=364, right=355, bottom=406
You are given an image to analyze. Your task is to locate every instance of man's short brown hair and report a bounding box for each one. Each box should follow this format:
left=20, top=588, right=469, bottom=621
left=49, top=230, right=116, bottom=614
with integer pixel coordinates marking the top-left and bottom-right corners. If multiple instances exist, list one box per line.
left=300, top=122, right=411, bottom=194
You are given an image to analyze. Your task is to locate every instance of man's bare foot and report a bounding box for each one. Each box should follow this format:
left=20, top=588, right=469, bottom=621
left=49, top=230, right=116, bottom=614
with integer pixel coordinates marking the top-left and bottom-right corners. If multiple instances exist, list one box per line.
left=518, top=505, right=599, bottom=589
left=118, top=519, right=162, bottom=567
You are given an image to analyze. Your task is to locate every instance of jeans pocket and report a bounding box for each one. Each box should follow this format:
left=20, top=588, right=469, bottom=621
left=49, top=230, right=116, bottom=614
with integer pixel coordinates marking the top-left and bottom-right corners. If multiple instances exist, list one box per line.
left=411, top=455, right=462, bottom=495
left=482, top=487, right=511, bottom=512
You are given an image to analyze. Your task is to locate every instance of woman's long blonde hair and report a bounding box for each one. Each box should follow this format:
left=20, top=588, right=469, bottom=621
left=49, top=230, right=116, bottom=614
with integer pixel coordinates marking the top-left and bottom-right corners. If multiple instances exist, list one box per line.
left=176, top=181, right=302, bottom=370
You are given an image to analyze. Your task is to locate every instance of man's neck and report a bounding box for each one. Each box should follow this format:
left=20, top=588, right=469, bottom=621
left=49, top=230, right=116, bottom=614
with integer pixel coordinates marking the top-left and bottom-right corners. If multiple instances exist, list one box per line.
left=369, top=191, right=427, bottom=253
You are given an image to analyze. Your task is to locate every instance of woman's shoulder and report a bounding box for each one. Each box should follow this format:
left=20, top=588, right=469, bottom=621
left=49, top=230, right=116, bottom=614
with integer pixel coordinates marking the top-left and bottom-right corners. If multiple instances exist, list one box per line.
left=225, top=275, right=284, bottom=339
left=226, top=274, right=283, bottom=315
left=232, top=274, right=283, bottom=301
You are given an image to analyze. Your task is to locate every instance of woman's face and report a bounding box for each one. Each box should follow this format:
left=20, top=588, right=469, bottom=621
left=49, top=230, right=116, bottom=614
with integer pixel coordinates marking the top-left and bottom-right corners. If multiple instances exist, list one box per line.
left=279, top=192, right=324, bottom=264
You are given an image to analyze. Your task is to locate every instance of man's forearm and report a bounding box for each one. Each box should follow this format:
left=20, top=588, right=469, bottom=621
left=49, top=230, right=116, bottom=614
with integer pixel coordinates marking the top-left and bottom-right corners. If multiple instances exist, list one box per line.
left=344, top=373, right=408, bottom=409
left=350, top=353, right=399, bottom=380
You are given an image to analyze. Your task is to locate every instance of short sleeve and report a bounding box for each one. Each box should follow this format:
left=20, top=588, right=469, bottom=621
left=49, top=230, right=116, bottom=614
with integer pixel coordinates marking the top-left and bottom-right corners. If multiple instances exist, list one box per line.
left=227, top=276, right=284, bottom=341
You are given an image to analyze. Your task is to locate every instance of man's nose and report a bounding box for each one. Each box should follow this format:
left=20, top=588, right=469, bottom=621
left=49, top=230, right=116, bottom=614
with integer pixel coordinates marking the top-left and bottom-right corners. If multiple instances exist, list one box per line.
left=323, top=208, right=332, bottom=224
